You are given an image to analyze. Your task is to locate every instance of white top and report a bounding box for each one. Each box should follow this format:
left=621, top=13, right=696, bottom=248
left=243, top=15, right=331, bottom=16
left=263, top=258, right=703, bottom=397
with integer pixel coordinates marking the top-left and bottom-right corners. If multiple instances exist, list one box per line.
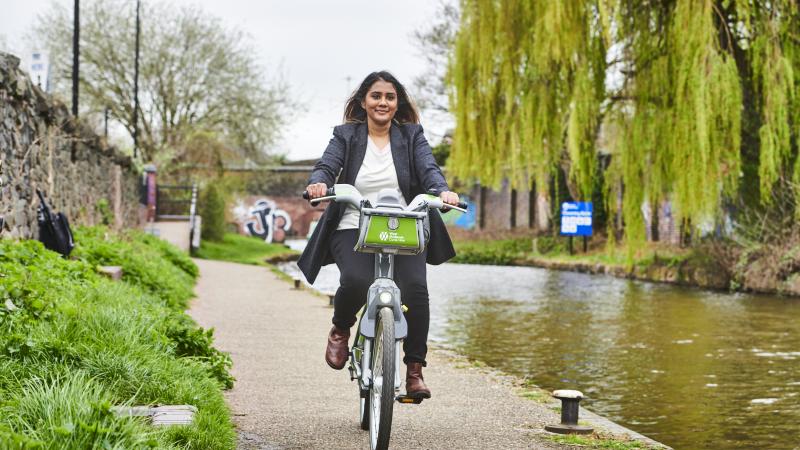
left=337, top=137, right=407, bottom=230
left=552, top=389, right=584, bottom=399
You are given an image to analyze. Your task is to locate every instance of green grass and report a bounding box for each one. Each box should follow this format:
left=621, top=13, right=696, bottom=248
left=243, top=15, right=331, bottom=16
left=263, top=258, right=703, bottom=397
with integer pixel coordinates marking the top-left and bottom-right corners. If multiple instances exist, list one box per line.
left=519, top=389, right=550, bottom=403
left=195, top=233, right=298, bottom=266
left=451, top=237, right=535, bottom=265
left=548, top=434, right=646, bottom=449
left=0, top=228, right=235, bottom=449
left=72, top=226, right=199, bottom=309
left=452, top=235, right=693, bottom=270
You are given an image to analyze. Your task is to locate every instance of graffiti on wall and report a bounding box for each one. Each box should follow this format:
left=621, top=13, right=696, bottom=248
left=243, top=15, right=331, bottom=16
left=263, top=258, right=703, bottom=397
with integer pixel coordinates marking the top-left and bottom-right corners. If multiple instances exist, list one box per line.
left=235, top=199, right=292, bottom=243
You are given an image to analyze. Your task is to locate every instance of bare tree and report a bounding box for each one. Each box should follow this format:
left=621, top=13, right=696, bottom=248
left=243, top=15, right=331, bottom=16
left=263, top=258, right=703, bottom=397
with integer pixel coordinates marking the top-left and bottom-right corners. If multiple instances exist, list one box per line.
left=411, top=1, right=459, bottom=115
left=29, top=0, right=292, bottom=163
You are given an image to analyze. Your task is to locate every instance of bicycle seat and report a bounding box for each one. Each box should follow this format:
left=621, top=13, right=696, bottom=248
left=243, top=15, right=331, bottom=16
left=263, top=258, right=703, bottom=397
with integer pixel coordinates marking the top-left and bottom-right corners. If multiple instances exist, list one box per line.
left=374, top=189, right=404, bottom=209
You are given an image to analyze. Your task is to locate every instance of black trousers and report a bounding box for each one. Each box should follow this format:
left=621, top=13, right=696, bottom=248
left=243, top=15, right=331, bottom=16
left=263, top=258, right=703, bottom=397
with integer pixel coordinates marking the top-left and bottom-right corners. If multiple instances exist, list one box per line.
left=330, top=229, right=430, bottom=366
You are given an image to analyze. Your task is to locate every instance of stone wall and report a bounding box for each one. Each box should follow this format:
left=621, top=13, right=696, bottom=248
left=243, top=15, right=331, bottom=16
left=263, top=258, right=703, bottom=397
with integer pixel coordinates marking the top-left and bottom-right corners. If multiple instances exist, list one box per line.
left=0, top=52, right=142, bottom=239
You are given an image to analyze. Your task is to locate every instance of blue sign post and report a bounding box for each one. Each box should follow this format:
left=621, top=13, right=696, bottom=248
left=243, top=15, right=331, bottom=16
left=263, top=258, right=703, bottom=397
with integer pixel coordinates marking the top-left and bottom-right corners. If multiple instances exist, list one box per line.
left=560, top=202, right=593, bottom=254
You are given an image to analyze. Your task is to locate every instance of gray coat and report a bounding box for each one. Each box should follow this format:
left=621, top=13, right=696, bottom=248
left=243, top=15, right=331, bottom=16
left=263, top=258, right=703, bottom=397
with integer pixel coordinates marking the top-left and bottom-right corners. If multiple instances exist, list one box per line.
left=297, top=122, right=456, bottom=284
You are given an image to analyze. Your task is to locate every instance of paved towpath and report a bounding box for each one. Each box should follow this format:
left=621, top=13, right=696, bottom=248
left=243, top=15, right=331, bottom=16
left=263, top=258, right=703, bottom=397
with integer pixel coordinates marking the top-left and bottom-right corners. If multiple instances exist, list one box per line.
left=188, top=258, right=637, bottom=449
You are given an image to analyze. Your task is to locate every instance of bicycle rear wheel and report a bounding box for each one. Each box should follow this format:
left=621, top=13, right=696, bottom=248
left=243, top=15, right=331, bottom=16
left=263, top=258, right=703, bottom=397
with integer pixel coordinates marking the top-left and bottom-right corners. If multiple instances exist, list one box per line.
left=369, top=307, right=395, bottom=450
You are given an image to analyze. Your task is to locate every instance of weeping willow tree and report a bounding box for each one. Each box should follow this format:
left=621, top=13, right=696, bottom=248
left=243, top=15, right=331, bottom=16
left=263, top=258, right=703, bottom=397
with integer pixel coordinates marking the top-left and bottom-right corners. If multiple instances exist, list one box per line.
left=448, top=0, right=800, bottom=247
left=449, top=0, right=607, bottom=200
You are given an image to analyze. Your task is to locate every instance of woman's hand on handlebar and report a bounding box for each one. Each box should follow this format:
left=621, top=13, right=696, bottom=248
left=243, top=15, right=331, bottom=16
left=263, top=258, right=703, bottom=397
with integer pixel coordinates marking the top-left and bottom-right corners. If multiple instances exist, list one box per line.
left=306, top=183, right=328, bottom=199
left=439, top=191, right=459, bottom=206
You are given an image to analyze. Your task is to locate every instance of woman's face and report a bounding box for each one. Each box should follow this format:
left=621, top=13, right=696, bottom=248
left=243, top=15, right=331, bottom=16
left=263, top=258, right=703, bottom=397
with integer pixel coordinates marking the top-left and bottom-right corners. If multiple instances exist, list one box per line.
left=361, top=79, right=398, bottom=126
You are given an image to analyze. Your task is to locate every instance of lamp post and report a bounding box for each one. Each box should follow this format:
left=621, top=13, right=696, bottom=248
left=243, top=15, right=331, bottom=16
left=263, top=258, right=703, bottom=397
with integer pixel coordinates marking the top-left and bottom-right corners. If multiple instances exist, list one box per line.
left=70, top=0, right=80, bottom=162
left=133, top=0, right=141, bottom=159
left=72, top=0, right=79, bottom=118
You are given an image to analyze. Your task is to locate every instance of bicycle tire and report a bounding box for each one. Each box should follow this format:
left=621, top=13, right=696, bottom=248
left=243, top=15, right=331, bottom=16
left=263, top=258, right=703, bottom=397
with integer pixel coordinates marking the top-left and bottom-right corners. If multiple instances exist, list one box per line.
left=369, top=307, right=395, bottom=450
left=353, top=308, right=370, bottom=431
left=358, top=330, right=369, bottom=431
left=360, top=395, right=369, bottom=430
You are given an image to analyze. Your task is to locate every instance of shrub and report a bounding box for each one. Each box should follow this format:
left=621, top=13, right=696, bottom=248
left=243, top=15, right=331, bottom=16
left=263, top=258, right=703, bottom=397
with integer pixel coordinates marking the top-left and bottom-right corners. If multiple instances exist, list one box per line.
left=201, top=183, right=226, bottom=242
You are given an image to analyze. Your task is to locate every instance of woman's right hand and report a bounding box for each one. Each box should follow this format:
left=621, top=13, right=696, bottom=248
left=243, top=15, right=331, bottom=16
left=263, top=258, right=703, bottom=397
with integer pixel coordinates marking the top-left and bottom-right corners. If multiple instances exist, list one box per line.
left=306, top=183, right=328, bottom=199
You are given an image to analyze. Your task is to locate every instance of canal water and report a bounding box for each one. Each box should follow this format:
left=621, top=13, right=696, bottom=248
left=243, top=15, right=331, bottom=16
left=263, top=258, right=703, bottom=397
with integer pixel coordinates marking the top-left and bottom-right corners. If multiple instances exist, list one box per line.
left=281, top=240, right=800, bottom=450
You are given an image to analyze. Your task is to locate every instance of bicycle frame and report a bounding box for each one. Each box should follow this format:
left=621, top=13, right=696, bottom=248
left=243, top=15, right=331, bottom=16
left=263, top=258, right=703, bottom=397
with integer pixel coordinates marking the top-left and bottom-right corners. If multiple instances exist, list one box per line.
left=349, top=252, right=407, bottom=395
left=311, top=184, right=467, bottom=390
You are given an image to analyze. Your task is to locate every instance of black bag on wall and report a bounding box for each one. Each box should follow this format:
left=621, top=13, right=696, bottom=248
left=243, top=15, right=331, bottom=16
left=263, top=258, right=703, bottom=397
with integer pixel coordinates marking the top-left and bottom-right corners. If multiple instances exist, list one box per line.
left=36, top=190, right=75, bottom=257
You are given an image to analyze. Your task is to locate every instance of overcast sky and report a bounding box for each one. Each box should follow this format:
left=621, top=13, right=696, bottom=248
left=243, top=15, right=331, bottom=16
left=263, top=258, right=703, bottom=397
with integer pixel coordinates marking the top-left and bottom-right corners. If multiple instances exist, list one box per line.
left=0, top=0, right=447, bottom=161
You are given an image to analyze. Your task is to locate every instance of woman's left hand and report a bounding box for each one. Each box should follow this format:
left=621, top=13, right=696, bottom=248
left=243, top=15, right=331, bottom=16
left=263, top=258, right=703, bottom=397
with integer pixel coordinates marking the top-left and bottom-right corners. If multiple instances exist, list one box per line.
left=440, top=191, right=459, bottom=206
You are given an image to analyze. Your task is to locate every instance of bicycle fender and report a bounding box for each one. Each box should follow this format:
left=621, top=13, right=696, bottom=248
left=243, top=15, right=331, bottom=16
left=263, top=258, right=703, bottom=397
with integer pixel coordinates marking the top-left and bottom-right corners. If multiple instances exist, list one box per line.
left=359, top=278, right=408, bottom=339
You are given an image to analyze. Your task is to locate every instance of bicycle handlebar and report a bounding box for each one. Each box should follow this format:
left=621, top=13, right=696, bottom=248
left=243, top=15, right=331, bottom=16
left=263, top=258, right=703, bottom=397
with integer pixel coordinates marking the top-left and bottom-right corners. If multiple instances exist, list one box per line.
left=302, top=185, right=468, bottom=213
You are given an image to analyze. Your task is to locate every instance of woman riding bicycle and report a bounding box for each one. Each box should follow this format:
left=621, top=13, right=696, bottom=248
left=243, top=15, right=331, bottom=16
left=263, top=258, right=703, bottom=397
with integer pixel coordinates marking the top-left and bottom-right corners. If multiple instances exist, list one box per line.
left=298, top=71, right=459, bottom=399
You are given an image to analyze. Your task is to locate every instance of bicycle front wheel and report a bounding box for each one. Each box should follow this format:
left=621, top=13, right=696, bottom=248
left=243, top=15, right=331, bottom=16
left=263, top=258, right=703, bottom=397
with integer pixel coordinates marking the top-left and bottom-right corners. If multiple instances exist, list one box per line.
left=369, top=307, right=395, bottom=450
left=356, top=332, right=369, bottom=431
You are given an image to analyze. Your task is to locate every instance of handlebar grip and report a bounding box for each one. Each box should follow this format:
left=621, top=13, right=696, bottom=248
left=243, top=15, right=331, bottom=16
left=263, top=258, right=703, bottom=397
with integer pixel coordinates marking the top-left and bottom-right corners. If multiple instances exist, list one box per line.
left=457, top=201, right=468, bottom=209
left=302, top=187, right=336, bottom=201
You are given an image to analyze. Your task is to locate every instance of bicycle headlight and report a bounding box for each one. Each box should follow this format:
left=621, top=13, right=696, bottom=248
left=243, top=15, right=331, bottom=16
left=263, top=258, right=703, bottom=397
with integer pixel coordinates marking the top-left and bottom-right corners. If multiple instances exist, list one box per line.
left=379, top=291, right=393, bottom=305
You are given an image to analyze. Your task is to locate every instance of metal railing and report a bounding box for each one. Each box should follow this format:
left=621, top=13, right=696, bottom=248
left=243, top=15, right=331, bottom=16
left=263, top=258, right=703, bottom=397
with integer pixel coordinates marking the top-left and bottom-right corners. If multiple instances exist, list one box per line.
left=155, top=184, right=194, bottom=219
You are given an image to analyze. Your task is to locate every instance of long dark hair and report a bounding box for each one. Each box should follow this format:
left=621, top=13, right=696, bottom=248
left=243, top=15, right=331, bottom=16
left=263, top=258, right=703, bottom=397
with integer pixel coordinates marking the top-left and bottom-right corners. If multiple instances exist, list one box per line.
left=343, top=71, right=419, bottom=125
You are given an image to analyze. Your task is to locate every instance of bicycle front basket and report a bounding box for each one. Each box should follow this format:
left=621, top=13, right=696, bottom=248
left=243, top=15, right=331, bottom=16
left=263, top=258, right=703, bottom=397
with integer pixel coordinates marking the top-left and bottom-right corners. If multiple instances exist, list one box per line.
left=354, top=208, right=427, bottom=255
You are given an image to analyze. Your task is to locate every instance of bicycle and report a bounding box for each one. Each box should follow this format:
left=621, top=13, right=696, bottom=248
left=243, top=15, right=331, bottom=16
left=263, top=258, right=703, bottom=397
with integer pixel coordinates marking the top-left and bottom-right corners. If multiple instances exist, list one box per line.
left=303, top=184, right=466, bottom=450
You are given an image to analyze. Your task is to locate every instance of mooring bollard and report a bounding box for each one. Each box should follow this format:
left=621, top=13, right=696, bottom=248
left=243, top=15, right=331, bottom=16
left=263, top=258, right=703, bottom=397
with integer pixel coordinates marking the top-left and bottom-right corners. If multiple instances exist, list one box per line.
left=545, top=389, right=593, bottom=435
left=293, top=278, right=301, bottom=290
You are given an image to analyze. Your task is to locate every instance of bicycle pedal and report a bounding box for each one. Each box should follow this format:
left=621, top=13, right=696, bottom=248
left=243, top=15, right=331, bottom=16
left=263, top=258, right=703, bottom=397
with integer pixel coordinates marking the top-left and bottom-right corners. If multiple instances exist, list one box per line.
left=395, top=395, right=424, bottom=404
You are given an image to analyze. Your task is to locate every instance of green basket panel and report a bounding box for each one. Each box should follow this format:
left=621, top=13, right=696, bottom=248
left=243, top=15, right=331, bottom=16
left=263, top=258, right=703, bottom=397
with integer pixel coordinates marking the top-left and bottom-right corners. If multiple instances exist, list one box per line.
left=364, top=216, right=420, bottom=248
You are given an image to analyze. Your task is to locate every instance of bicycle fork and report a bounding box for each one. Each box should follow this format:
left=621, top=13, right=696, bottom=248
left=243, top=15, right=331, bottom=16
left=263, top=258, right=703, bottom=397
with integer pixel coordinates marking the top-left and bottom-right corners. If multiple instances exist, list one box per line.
left=353, top=326, right=403, bottom=392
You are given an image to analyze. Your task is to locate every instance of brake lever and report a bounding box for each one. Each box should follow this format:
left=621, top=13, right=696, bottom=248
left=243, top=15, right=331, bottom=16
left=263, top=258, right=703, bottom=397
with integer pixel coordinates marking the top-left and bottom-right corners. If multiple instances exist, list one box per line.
left=445, top=205, right=468, bottom=213
left=310, top=195, right=336, bottom=206
left=440, top=201, right=468, bottom=214
left=303, top=187, right=336, bottom=206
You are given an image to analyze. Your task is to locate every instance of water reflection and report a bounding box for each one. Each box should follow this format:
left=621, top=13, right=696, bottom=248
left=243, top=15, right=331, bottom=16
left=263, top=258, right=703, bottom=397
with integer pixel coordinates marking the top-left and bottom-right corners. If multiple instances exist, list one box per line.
left=428, top=264, right=800, bottom=450
left=279, top=249, right=800, bottom=450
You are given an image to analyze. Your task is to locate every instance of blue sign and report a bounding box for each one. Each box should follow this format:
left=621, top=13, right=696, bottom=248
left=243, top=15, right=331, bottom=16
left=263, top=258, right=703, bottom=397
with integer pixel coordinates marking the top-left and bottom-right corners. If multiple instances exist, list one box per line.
left=560, top=202, right=593, bottom=236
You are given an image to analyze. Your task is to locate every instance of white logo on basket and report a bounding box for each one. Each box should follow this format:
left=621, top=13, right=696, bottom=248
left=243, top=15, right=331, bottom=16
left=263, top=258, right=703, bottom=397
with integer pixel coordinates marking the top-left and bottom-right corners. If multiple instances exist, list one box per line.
left=379, top=231, right=389, bottom=241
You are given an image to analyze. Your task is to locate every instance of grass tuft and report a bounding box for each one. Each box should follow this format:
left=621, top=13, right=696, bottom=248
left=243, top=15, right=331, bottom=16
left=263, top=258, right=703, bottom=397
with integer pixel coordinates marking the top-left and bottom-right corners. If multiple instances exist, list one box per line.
left=547, top=434, right=646, bottom=449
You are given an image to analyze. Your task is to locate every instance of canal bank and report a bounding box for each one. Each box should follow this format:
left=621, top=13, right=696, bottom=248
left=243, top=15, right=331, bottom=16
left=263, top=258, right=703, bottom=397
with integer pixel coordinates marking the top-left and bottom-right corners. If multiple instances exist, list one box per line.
left=450, top=233, right=800, bottom=297
left=512, top=254, right=732, bottom=292
left=190, top=257, right=670, bottom=449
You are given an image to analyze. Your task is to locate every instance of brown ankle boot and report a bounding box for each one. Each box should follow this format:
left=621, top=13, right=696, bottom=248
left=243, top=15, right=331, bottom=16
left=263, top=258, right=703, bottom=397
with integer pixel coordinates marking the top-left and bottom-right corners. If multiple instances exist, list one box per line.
left=405, top=362, right=431, bottom=398
left=325, top=325, right=350, bottom=370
